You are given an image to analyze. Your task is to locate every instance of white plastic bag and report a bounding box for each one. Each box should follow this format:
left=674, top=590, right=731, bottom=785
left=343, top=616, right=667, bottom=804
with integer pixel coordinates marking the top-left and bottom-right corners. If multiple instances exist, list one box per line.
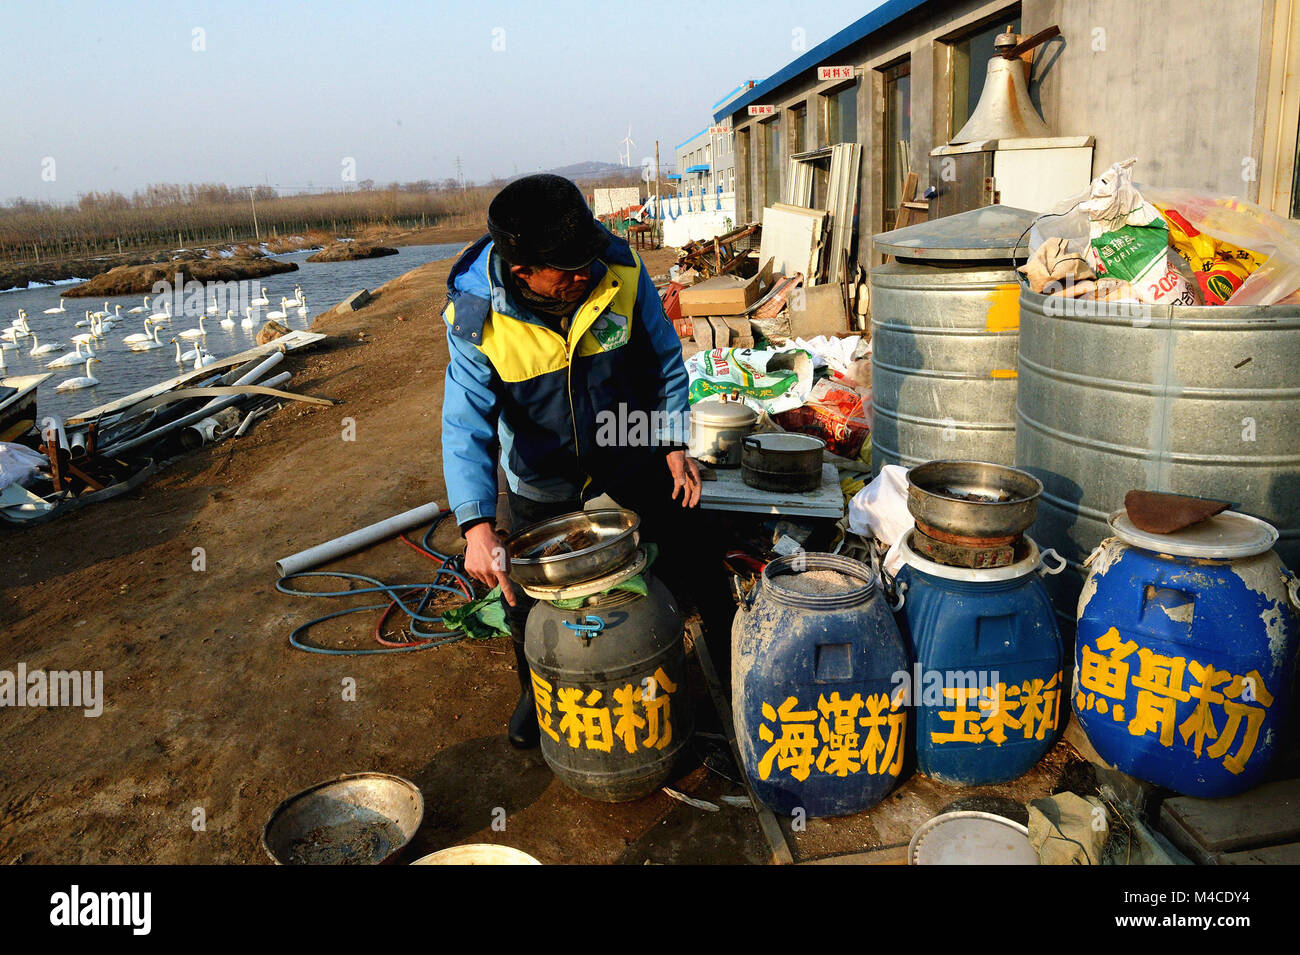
left=847, top=464, right=912, bottom=577
left=0, top=442, right=47, bottom=490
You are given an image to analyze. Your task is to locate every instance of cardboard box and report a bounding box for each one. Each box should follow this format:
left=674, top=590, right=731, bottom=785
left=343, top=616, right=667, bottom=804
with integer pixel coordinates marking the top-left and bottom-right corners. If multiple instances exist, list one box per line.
left=679, top=260, right=772, bottom=317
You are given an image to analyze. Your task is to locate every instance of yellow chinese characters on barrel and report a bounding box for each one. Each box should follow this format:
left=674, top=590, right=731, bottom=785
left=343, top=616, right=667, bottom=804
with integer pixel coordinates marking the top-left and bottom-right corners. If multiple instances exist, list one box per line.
left=755, top=691, right=905, bottom=782
left=532, top=667, right=678, bottom=754
left=929, top=672, right=1062, bottom=746
left=1076, top=627, right=1273, bottom=776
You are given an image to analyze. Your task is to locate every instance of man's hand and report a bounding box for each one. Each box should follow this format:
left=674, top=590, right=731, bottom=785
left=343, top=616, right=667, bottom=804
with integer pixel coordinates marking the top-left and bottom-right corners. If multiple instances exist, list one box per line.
left=666, top=450, right=702, bottom=508
left=464, top=523, right=518, bottom=606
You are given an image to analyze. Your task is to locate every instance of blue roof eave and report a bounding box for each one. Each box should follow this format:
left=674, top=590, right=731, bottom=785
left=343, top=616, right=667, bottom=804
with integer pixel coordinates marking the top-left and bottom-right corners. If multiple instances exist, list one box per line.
left=712, top=0, right=930, bottom=122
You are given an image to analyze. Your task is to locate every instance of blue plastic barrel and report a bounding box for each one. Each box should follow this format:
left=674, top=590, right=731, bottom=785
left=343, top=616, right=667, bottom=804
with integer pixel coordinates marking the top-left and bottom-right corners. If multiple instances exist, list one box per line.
left=1075, top=511, right=1299, bottom=797
left=894, top=534, right=1066, bottom=785
left=732, top=553, right=909, bottom=818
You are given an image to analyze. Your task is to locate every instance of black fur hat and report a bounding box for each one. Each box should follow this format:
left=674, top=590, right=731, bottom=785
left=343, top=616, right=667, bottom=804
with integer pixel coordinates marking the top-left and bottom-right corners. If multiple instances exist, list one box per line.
left=487, top=174, right=606, bottom=270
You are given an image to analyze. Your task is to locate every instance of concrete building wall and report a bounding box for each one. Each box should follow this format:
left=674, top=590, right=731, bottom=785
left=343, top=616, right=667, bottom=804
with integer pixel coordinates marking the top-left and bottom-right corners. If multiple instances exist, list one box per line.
left=1026, top=0, right=1271, bottom=199
left=721, top=0, right=1282, bottom=268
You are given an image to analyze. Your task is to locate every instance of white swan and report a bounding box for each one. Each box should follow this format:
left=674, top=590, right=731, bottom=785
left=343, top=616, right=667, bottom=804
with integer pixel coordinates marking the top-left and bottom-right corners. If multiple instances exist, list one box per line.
left=89, top=301, right=111, bottom=320
left=127, top=325, right=166, bottom=351
left=283, top=285, right=305, bottom=308
left=48, top=341, right=93, bottom=368
left=193, top=344, right=217, bottom=369
left=220, top=309, right=235, bottom=329
left=126, top=296, right=150, bottom=315
left=29, top=333, right=65, bottom=357
left=55, top=357, right=102, bottom=391
left=171, top=338, right=199, bottom=364
left=266, top=298, right=289, bottom=321
left=177, top=315, right=207, bottom=340
left=149, top=300, right=172, bottom=323
left=71, top=317, right=100, bottom=346
left=241, top=307, right=256, bottom=329
left=250, top=286, right=270, bottom=307
left=43, top=298, right=66, bottom=315
left=122, top=318, right=156, bottom=345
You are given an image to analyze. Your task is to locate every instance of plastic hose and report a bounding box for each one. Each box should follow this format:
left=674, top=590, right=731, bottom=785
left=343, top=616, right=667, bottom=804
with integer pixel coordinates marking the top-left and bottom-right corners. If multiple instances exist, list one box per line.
left=277, top=510, right=488, bottom=655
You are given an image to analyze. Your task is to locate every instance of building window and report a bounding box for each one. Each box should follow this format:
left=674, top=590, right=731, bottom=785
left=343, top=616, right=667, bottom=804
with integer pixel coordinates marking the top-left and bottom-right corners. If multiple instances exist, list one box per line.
left=951, top=14, right=1021, bottom=136
left=789, top=103, right=807, bottom=153
left=825, top=82, right=858, bottom=145
left=883, top=59, right=912, bottom=231
left=763, top=118, right=782, bottom=208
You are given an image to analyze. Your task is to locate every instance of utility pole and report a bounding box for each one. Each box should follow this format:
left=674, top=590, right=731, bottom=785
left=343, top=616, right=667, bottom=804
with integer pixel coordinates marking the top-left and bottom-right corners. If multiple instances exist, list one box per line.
left=249, top=187, right=260, bottom=240
left=654, top=140, right=661, bottom=249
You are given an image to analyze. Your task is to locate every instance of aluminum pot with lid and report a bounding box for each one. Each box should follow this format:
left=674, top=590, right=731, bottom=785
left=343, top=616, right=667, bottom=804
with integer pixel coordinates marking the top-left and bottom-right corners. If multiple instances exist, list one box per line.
left=689, top=396, right=758, bottom=467
left=741, top=432, right=825, bottom=492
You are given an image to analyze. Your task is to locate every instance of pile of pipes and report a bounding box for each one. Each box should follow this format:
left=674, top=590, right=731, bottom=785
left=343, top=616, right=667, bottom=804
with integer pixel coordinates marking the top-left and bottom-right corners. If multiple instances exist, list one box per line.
left=2, top=347, right=332, bottom=524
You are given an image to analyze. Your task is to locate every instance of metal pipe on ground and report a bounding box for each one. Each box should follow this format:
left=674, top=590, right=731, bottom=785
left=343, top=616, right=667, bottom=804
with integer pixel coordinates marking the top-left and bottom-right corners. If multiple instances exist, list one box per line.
left=100, top=370, right=291, bottom=457
left=276, top=502, right=446, bottom=577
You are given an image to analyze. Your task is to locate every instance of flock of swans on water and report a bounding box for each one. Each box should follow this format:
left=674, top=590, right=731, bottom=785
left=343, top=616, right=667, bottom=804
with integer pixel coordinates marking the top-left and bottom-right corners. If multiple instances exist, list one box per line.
left=0, top=285, right=309, bottom=393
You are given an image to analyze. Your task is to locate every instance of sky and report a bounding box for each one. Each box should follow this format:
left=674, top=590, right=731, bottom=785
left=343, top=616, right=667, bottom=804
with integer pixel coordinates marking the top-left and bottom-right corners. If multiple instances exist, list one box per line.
left=0, top=0, right=886, bottom=203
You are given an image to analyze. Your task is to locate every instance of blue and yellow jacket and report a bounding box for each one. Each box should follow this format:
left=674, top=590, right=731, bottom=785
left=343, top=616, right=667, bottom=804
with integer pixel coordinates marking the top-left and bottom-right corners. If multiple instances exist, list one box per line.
left=441, top=231, right=690, bottom=528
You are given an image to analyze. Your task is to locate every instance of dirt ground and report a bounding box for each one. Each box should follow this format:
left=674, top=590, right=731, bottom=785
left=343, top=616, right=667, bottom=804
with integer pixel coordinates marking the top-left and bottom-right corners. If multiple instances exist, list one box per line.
left=0, top=241, right=1082, bottom=865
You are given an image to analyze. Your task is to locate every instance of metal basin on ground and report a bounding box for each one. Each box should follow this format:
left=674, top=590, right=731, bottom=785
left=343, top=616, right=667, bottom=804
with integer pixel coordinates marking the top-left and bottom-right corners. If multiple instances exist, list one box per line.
left=262, top=773, right=424, bottom=865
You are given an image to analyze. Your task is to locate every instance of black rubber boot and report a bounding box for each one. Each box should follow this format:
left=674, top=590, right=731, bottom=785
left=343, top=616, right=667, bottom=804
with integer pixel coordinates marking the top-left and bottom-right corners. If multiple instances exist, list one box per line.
left=508, top=634, right=540, bottom=749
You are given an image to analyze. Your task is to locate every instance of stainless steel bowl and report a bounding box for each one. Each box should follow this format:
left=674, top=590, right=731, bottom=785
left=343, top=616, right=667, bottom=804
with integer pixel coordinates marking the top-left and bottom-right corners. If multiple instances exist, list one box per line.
left=905, top=460, right=1043, bottom=539
left=261, top=773, right=424, bottom=865
left=505, top=508, right=641, bottom=588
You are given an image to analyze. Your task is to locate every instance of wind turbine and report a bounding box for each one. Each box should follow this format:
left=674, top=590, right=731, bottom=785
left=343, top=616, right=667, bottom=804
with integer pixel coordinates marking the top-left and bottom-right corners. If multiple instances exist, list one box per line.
left=619, top=126, right=635, bottom=167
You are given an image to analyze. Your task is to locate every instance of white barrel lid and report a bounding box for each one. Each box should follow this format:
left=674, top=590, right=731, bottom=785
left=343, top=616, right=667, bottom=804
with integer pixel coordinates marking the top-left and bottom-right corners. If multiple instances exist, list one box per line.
left=1109, top=509, right=1279, bottom=559
left=899, top=529, right=1043, bottom=582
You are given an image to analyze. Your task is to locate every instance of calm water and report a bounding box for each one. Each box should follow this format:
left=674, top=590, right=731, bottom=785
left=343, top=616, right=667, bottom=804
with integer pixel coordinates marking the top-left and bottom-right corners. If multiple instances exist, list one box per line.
left=1, top=242, right=464, bottom=423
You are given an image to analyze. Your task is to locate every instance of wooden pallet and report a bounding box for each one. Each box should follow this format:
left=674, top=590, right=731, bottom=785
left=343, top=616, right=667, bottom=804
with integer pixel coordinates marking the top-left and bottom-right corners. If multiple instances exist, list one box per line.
left=1158, top=778, right=1300, bottom=864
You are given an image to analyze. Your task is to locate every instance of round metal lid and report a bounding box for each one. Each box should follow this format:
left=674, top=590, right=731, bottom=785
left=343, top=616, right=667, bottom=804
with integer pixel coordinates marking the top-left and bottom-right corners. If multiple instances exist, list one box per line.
left=691, top=397, right=758, bottom=426
left=1109, top=510, right=1278, bottom=559
left=520, top=547, right=649, bottom=602
left=872, top=204, right=1037, bottom=260
left=909, top=811, right=1038, bottom=865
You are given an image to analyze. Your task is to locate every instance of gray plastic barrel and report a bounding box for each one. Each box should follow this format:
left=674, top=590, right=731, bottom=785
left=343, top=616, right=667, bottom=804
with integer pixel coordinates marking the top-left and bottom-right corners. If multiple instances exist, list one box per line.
left=870, top=205, right=1037, bottom=475
left=1016, top=288, right=1300, bottom=619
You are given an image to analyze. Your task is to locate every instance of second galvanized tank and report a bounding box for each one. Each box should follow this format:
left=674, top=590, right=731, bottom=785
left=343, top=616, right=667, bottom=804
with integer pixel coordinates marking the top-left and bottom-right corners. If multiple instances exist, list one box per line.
left=1016, top=288, right=1300, bottom=620
left=870, top=205, right=1036, bottom=475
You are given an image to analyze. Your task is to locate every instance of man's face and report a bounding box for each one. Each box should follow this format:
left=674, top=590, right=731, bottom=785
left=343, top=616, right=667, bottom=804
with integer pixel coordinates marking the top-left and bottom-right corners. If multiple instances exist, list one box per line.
left=512, top=264, right=593, bottom=303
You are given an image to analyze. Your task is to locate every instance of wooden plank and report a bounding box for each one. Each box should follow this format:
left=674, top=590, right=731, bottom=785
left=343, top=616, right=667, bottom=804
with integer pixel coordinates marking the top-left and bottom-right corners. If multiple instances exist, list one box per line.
left=801, top=843, right=910, bottom=865
left=885, top=172, right=920, bottom=264
left=1159, top=778, right=1300, bottom=857
left=689, top=620, right=794, bottom=866
left=1216, top=842, right=1300, bottom=865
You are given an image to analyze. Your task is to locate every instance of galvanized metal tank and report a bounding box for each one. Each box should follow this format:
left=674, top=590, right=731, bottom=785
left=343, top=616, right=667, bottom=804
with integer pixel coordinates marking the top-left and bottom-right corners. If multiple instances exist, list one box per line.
left=525, top=575, right=690, bottom=802
left=870, top=205, right=1036, bottom=475
left=1016, top=288, right=1300, bottom=619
